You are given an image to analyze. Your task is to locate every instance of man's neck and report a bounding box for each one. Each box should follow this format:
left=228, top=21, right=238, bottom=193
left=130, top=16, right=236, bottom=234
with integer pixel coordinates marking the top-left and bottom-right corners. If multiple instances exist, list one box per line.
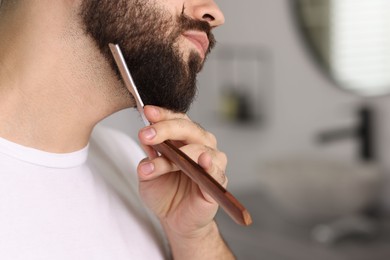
left=0, top=2, right=131, bottom=153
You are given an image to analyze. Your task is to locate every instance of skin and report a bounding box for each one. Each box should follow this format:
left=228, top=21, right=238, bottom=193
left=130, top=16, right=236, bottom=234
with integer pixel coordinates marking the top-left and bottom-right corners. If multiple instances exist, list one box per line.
left=0, top=0, right=233, bottom=259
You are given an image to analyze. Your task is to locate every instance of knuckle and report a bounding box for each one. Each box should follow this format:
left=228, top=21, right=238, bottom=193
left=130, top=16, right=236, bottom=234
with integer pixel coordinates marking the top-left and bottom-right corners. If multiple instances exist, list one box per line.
left=205, top=132, right=217, bottom=147
left=218, top=151, right=228, bottom=166
left=192, top=122, right=215, bottom=143
left=177, top=118, right=188, bottom=129
left=164, top=118, right=186, bottom=134
left=157, top=121, right=179, bottom=140
left=224, top=176, right=229, bottom=186
left=202, top=145, right=212, bottom=153
left=218, top=169, right=227, bottom=186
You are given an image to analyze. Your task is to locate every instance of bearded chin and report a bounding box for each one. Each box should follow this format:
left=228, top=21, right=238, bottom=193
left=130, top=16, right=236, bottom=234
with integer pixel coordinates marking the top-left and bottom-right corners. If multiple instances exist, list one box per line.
left=79, top=0, right=208, bottom=113
left=120, top=45, right=201, bottom=114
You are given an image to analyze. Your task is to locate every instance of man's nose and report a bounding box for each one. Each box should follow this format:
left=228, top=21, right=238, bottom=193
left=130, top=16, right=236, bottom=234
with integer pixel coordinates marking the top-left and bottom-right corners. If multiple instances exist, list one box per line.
left=185, top=0, right=225, bottom=28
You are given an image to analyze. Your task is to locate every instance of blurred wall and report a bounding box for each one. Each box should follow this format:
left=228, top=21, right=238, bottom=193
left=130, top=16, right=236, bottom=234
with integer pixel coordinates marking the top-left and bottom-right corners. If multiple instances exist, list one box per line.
left=101, top=0, right=390, bottom=209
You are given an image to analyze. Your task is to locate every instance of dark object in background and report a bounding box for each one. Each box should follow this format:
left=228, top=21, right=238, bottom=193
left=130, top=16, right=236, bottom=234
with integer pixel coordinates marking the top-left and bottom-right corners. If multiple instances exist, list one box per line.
left=220, top=86, right=256, bottom=124
left=317, top=104, right=375, bottom=162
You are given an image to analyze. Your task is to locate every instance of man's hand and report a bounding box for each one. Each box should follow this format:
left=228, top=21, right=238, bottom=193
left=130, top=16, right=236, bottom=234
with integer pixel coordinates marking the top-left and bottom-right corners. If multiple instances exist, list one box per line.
left=137, top=105, right=234, bottom=259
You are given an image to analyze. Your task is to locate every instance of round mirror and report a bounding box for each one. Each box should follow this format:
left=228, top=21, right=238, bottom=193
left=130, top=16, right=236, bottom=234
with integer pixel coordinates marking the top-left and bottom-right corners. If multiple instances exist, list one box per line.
left=293, top=0, right=390, bottom=97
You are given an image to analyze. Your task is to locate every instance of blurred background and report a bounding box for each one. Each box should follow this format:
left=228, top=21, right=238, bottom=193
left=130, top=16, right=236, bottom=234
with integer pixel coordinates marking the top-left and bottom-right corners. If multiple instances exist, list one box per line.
left=102, top=0, right=390, bottom=259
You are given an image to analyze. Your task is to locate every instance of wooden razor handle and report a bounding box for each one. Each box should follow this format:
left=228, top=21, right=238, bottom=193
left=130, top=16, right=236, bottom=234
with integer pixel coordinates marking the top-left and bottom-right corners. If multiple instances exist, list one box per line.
left=153, top=140, right=252, bottom=226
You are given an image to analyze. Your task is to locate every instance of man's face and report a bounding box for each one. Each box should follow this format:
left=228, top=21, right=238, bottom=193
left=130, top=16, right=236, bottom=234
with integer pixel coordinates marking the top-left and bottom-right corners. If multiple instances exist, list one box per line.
left=80, top=0, right=221, bottom=113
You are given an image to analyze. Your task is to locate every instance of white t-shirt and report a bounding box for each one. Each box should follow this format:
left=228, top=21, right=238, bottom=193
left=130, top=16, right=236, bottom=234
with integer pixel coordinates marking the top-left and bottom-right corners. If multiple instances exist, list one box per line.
left=0, top=125, right=169, bottom=260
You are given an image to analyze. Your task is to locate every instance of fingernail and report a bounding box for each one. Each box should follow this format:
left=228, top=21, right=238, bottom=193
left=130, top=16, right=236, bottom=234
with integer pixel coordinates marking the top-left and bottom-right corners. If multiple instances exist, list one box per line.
left=142, top=127, right=156, bottom=140
left=140, top=162, right=154, bottom=175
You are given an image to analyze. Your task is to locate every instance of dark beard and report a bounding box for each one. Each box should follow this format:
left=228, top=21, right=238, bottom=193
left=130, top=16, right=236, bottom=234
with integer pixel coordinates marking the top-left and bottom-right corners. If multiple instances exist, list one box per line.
left=79, top=0, right=215, bottom=113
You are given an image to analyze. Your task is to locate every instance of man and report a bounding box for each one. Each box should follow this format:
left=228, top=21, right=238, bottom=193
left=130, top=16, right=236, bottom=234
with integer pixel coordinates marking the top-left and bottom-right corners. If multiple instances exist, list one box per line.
left=0, top=0, right=233, bottom=259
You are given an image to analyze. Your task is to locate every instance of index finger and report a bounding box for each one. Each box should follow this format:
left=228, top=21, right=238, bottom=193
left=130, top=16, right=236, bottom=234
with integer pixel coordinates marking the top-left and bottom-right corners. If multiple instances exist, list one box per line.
left=143, top=105, right=189, bottom=123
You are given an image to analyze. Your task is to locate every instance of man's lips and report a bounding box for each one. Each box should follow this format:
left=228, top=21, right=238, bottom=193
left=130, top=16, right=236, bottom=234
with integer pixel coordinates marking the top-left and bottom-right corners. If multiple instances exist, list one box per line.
left=182, top=30, right=209, bottom=59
